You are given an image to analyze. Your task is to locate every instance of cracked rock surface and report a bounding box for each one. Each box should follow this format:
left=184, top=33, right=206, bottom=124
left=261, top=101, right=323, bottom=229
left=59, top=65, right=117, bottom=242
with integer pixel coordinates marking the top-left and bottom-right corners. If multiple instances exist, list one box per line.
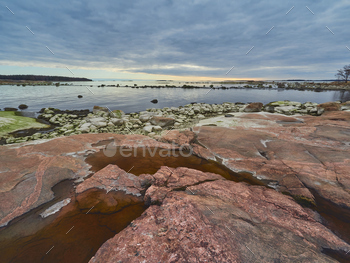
left=90, top=167, right=349, bottom=263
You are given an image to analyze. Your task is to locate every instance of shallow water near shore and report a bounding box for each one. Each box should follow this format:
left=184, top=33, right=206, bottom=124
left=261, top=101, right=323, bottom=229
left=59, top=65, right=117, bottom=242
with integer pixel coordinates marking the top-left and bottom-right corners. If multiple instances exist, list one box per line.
left=1, top=80, right=349, bottom=113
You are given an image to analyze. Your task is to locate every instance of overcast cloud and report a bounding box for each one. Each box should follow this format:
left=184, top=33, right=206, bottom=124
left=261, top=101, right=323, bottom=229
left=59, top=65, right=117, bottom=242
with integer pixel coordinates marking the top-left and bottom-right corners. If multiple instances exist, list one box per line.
left=1, top=0, right=349, bottom=79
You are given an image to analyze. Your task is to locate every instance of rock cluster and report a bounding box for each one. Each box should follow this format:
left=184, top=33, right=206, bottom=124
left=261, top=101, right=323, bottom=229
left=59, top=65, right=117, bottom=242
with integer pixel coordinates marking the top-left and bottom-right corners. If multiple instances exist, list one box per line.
left=5, top=100, right=350, bottom=144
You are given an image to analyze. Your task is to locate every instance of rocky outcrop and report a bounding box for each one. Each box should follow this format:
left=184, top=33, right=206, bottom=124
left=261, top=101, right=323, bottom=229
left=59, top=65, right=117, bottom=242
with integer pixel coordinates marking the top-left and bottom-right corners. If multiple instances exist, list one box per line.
left=0, top=133, right=174, bottom=227
left=192, top=111, right=350, bottom=210
left=90, top=167, right=350, bottom=263
left=1, top=110, right=350, bottom=262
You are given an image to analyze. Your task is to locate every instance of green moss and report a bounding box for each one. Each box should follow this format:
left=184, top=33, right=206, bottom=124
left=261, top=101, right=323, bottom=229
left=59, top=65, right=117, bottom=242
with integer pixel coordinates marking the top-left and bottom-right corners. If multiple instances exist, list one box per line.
left=282, top=191, right=316, bottom=207
left=0, top=111, right=49, bottom=137
left=111, top=110, right=125, bottom=119
left=293, top=195, right=316, bottom=208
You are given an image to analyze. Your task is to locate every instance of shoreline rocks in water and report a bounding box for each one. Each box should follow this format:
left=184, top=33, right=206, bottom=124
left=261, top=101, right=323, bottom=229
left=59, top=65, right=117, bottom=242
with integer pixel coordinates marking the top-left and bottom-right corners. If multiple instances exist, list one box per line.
left=1, top=100, right=350, bottom=145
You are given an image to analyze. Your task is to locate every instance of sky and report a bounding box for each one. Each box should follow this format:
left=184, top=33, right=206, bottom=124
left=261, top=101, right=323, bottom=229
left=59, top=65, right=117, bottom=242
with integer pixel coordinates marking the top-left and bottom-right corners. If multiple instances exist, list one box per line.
left=0, top=0, right=349, bottom=81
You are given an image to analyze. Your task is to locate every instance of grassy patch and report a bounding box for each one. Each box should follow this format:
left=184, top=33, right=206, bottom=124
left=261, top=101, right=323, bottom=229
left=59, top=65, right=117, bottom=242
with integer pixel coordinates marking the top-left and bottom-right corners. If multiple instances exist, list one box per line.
left=0, top=111, right=49, bottom=137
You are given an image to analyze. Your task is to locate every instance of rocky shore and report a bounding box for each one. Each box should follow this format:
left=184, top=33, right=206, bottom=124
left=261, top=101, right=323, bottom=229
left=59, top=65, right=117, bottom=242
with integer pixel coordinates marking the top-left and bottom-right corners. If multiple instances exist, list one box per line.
left=2, top=100, right=350, bottom=145
left=0, top=104, right=350, bottom=262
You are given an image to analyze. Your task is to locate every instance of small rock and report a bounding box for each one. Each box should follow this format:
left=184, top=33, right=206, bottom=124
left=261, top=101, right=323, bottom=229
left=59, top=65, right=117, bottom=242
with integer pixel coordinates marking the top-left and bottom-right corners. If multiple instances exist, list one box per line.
left=139, top=114, right=151, bottom=122
left=18, top=104, right=28, bottom=110
left=202, top=124, right=217, bottom=126
left=4, top=107, right=18, bottom=111
left=225, top=114, right=235, bottom=117
left=78, top=95, right=83, bottom=98
left=153, top=126, right=162, bottom=131
left=151, top=99, right=158, bottom=104
left=143, top=126, right=153, bottom=134
left=78, top=123, right=92, bottom=133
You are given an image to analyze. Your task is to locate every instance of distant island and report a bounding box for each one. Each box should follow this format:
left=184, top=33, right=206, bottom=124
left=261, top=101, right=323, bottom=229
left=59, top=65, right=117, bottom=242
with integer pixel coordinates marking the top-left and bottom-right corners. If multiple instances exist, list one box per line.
left=0, top=75, right=92, bottom=82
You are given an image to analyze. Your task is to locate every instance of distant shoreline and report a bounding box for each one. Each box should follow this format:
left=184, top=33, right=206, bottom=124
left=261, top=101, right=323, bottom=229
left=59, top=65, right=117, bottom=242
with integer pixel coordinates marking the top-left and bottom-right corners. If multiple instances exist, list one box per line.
left=0, top=74, right=92, bottom=84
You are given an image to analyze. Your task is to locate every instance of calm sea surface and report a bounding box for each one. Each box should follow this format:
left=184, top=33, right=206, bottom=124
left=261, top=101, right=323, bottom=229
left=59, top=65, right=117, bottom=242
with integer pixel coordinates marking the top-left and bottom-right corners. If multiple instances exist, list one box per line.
left=0, top=80, right=349, bottom=113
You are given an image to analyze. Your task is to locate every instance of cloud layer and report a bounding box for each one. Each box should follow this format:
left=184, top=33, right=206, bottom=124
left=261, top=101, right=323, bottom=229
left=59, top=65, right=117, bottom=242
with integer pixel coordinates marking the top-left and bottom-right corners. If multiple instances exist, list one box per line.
left=1, top=0, right=350, bottom=79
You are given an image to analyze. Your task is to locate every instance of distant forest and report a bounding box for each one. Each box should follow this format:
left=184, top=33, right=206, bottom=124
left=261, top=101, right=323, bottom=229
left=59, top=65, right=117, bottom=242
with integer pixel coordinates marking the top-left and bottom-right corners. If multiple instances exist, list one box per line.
left=0, top=75, right=92, bottom=81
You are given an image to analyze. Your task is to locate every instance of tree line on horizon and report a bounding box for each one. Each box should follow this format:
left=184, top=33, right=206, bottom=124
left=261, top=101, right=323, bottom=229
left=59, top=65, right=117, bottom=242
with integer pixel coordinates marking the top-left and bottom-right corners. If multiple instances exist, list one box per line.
left=0, top=75, right=92, bottom=81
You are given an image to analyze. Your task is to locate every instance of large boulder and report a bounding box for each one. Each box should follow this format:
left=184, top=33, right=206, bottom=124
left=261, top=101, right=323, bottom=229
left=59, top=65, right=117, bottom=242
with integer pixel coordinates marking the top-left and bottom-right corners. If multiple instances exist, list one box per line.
left=244, top=102, right=263, bottom=112
left=150, top=116, right=175, bottom=127
left=92, top=106, right=109, bottom=114
left=317, top=102, right=341, bottom=112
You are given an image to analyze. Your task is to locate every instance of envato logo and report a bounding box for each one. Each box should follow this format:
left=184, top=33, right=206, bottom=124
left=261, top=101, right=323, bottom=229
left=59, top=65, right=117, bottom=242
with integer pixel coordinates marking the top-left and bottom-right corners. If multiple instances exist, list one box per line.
left=103, top=141, right=193, bottom=158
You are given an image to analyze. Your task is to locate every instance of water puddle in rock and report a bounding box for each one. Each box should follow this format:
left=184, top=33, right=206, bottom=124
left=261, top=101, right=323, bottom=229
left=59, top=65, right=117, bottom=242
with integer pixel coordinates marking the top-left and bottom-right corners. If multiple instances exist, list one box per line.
left=86, top=145, right=350, bottom=262
left=85, top=145, right=268, bottom=186
left=310, top=190, right=350, bottom=262
left=0, top=180, right=146, bottom=263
